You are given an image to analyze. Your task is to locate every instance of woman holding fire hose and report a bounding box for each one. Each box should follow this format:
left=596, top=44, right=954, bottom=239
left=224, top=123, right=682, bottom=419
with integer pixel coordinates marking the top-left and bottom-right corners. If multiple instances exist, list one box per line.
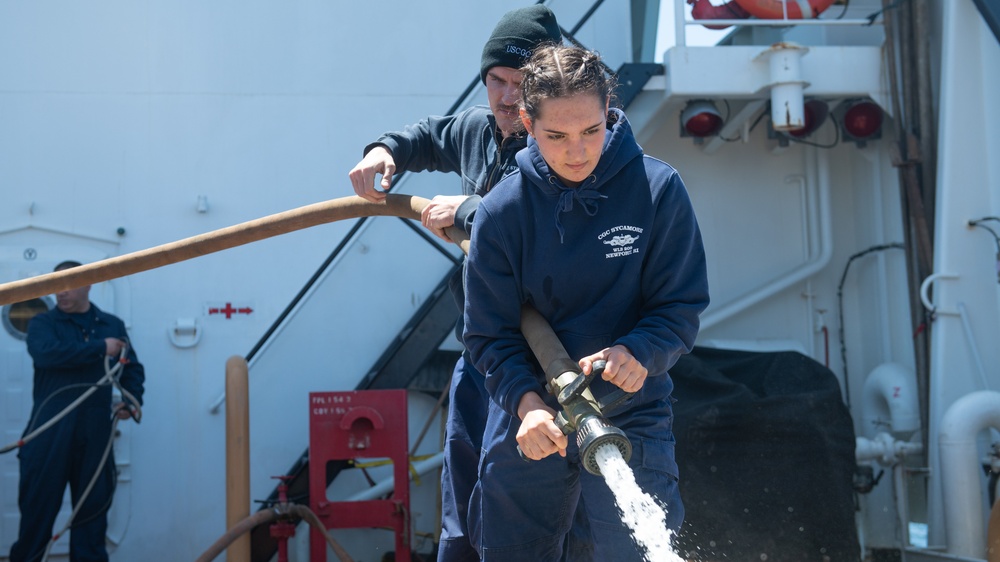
left=463, top=45, right=709, bottom=561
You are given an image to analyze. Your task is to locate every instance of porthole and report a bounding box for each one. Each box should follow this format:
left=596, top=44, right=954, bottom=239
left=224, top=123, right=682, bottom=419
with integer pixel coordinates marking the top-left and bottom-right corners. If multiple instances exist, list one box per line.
left=2, top=297, right=53, bottom=341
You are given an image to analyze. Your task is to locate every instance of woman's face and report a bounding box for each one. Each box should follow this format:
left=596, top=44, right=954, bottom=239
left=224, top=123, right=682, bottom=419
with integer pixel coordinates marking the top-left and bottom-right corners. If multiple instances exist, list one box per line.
left=521, top=93, right=608, bottom=188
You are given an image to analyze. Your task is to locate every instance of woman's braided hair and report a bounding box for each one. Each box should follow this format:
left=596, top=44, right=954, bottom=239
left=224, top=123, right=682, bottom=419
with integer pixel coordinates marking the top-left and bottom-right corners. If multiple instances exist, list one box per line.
left=520, top=44, right=616, bottom=121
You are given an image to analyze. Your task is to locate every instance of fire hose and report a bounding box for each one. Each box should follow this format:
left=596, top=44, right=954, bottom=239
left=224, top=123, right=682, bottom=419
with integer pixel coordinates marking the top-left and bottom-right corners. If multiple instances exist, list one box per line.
left=0, top=193, right=634, bottom=550
left=0, top=195, right=430, bottom=306
left=0, top=348, right=138, bottom=455
left=193, top=502, right=354, bottom=562
left=520, top=304, right=634, bottom=476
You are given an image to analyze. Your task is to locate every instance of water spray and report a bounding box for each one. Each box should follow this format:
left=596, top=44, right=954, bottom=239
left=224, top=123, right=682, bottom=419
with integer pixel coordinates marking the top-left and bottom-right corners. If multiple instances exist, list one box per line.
left=520, top=306, right=685, bottom=560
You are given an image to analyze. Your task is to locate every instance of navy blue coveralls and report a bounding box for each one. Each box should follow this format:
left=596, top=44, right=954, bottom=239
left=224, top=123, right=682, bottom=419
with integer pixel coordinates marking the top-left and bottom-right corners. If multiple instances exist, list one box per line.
left=9, top=303, right=144, bottom=562
left=370, top=105, right=531, bottom=562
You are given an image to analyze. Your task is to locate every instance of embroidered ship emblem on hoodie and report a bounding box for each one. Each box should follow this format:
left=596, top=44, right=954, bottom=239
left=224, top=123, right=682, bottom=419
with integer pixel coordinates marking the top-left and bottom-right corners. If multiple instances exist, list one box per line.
left=599, top=226, right=643, bottom=259
left=603, top=234, right=639, bottom=247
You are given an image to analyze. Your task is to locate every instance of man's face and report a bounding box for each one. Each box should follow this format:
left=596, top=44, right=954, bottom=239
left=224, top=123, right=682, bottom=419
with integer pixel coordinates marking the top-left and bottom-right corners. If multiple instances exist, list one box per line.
left=55, top=279, right=91, bottom=314
left=485, top=66, right=524, bottom=139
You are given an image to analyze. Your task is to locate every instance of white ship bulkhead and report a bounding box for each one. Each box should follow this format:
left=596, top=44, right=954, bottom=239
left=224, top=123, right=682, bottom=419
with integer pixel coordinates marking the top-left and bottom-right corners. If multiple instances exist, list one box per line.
left=1, top=0, right=998, bottom=560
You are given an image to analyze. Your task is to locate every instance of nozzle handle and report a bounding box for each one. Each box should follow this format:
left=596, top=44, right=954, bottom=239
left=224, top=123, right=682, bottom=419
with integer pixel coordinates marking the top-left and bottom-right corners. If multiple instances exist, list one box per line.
left=557, top=360, right=606, bottom=406
left=596, top=388, right=635, bottom=415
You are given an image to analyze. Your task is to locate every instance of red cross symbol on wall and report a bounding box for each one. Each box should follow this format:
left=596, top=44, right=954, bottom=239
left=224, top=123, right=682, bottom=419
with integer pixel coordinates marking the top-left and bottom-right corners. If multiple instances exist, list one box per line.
left=207, top=302, right=254, bottom=319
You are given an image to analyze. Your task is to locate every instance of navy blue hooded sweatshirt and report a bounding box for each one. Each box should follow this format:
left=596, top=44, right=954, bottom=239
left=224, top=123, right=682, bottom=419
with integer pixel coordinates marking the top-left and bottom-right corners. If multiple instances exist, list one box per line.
left=463, top=108, right=710, bottom=417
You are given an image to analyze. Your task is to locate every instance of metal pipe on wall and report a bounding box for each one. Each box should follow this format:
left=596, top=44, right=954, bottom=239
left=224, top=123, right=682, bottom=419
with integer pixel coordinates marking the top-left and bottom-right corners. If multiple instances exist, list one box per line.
left=939, top=390, right=1000, bottom=558
left=225, top=356, right=251, bottom=562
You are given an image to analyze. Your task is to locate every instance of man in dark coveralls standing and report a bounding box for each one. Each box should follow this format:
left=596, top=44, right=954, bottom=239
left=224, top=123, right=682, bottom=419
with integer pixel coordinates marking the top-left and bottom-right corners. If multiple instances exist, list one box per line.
left=9, top=260, right=144, bottom=562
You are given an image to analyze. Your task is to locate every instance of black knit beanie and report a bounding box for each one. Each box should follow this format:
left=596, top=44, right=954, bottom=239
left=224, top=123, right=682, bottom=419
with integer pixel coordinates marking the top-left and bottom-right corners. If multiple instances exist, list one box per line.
left=480, top=5, right=562, bottom=84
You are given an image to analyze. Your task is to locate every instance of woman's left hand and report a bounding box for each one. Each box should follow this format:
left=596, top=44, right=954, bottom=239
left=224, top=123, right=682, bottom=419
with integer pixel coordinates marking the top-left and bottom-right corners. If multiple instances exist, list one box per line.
left=579, top=345, right=647, bottom=393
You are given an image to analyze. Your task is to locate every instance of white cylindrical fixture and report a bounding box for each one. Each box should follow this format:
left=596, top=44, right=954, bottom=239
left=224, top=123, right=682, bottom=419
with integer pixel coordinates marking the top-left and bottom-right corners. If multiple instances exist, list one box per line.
left=771, top=83, right=805, bottom=130
left=757, top=43, right=810, bottom=131
left=862, top=362, right=921, bottom=436
left=345, top=452, right=444, bottom=502
left=939, top=390, right=1000, bottom=558
left=856, top=433, right=923, bottom=466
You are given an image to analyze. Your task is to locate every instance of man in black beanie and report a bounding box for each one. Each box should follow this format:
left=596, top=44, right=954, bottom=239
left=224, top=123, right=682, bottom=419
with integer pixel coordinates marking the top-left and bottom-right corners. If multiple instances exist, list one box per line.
left=348, top=6, right=567, bottom=562
left=479, top=3, right=561, bottom=83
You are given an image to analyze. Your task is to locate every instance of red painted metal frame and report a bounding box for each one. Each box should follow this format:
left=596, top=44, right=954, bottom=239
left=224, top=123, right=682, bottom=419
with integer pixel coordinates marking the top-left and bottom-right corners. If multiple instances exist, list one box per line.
left=309, top=389, right=410, bottom=562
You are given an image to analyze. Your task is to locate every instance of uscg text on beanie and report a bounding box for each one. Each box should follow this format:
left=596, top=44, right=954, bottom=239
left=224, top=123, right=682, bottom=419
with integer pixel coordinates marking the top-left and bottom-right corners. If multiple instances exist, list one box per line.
left=480, top=5, right=562, bottom=84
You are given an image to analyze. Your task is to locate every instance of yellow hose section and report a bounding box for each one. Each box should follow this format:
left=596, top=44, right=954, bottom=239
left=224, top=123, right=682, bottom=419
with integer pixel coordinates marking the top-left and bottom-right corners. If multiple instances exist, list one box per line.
left=350, top=453, right=438, bottom=487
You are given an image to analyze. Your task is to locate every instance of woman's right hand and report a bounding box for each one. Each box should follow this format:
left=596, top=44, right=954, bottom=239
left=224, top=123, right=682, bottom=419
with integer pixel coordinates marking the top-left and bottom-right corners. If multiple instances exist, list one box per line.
left=516, top=391, right=567, bottom=460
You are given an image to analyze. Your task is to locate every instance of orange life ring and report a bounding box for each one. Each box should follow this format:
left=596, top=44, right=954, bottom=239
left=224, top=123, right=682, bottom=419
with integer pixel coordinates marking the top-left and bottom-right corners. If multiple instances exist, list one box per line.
left=688, top=0, right=752, bottom=30
left=733, top=0, right=836, bottom=19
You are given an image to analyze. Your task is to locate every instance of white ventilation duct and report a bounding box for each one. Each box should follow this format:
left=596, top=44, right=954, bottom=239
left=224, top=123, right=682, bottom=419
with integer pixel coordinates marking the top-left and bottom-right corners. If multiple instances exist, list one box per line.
left=862, top=362, right=921, bottom=437
left=939, top=391, right=1000, bottom=558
